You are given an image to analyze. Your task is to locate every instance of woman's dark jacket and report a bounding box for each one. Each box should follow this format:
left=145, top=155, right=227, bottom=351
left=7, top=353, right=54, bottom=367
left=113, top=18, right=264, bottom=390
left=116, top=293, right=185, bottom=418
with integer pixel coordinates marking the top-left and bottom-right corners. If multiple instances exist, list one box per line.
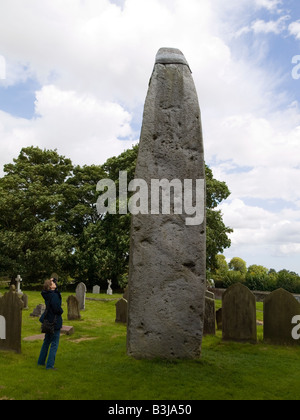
left=39, top=290, right=63, bottom=330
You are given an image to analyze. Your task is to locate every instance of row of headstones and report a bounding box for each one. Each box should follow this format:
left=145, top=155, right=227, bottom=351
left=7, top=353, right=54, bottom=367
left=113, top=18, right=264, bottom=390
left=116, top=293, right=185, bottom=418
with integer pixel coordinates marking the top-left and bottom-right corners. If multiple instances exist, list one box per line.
left=211, top=282, right=300, bottom=346
left=92, top=281, right=113, bottom=296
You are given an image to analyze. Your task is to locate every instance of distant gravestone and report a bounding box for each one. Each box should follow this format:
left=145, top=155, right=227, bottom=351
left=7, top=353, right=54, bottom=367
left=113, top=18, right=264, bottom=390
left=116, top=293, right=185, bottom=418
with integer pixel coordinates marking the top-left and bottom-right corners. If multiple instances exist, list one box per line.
left=67, top=295, right=81, bottom=321
left=93, top=285, right=100, bottom=294
left=264, top=288, right=300, bottom=346
left=30, top=304, right=45, bottom=317
left=21, top=293, right=28, bottom=310
left=115, top=298, right=128, bottom=324
left=222, top=282, right=257, bottom=343
left=0, top=286, right=24, bottom=353
left=15, top=274, right=22, bottom=295
left=203, top=291, right=216, bottom=335
left=76, top=282, right=87, bottom=310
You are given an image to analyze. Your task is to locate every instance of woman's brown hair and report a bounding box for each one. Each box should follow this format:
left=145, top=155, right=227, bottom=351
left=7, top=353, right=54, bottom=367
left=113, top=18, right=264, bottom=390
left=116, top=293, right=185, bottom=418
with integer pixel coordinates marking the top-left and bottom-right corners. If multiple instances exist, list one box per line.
left=43, top=279, right=52, bottom=291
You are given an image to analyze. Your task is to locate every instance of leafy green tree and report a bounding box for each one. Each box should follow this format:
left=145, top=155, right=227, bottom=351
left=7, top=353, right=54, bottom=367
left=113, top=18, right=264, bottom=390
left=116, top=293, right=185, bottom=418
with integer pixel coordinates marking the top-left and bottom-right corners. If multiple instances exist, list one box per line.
left=228, top=257, right=247, bottom=274
left=276, top=269, right=300, bottom=294
left=220, top=257, right=247, bottom=287
left=0, top=147, right=74, bottom=284
left=211, top=254, right=229, bottom=286
left=205, top=166, right=232, bottom=272
left=245, top=264, right=269, bottom=290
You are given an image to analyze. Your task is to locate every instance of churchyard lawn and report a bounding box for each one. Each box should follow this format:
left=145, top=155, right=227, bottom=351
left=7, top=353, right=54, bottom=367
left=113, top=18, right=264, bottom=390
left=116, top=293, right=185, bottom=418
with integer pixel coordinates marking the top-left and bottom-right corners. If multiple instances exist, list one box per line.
left=0, top=289, right=299, bottom=400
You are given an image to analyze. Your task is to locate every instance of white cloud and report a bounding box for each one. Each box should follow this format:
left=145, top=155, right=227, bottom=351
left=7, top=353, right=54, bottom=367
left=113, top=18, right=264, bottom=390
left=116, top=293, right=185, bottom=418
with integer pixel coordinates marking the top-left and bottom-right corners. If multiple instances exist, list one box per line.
left=235, top=14, right=290, bottom=37
left=251, top=15, right=289, bottom=34
left=289, top=20, right=300, bottom=40
left=254, top=0, right=283, bottom=12
left=219, top=199, right=300, bottom=265
left=0, top=85, right=138, bottom=172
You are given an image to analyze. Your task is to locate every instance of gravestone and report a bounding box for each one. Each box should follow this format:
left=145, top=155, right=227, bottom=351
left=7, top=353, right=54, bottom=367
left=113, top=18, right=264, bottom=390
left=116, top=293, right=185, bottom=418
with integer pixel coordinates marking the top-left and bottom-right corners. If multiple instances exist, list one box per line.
left=76, top=282, right=87, bottom=310
left=222, top=282, right=257, bottom=343
left=93, top=285, right=100, bottom=294
left=127, top=48, right=206, bottom=359
left=15, top=274, right=22, bottom=294
left=21, top=293, right=28, bottom=310
left=264, top=288, right=300, bottom=346
left=115, top=298, right=128, bottom=324
left=0, top=285, right=24, bottom=353
left=67, top=295, right=81, bottom=321
left=203, top=291, right=216, bottom=335
left=30, top=304, right=45, bottom=317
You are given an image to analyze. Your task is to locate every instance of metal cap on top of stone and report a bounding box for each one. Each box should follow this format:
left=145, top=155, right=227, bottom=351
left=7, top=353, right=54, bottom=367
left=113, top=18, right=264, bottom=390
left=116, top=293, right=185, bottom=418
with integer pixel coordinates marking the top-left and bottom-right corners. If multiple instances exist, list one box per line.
left=127, top=47, right=206, bottom=359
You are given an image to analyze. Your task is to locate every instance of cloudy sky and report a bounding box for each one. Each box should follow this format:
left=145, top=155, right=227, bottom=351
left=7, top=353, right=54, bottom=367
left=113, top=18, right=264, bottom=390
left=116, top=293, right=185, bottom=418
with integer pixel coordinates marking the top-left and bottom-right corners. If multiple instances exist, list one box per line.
left=0, top=0, right=300, bottom=273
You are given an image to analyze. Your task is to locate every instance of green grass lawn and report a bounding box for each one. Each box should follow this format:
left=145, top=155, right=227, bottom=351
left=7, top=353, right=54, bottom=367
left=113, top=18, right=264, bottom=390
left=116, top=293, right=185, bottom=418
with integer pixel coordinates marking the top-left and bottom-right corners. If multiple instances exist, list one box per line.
left=0, top=289, right=300, bottom=400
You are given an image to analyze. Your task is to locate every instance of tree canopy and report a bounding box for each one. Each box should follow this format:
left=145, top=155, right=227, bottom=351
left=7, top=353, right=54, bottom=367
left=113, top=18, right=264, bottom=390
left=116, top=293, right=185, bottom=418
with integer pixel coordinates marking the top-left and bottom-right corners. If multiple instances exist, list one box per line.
left=0, top=145, right=232, bottom=289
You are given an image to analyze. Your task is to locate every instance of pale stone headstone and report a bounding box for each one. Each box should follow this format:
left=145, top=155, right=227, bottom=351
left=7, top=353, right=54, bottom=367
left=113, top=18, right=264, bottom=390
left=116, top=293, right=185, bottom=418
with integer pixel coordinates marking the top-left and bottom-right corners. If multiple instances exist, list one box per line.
left=76, top=282, right=87, bottom=310
left=30, top=304, right=45, bottom=317
left=67, top=295, right=81, bottom=321
left=264, top=288, right=300, bottom=346
left=93, top=285, right=100, bottom=294
left=115, top=298, right=128, bottom=324
left=0, top=285, right=24, bottom=353
left=222, top=282, right=257, bottom=343
left=15, top=274, right=22, bottom=294
left=127, top=48, right=206, bottom=359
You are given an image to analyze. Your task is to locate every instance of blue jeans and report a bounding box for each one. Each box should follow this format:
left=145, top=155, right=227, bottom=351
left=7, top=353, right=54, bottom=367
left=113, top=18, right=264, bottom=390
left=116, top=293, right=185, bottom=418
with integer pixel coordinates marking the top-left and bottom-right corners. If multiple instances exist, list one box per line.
left=38, top=329, right=60, bottom=369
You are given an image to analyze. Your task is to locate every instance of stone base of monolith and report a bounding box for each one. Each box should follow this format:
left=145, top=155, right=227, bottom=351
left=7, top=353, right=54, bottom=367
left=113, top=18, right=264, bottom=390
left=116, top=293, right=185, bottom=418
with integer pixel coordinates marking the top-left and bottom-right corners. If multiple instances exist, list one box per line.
left=126, top=48, right=206, bottom=359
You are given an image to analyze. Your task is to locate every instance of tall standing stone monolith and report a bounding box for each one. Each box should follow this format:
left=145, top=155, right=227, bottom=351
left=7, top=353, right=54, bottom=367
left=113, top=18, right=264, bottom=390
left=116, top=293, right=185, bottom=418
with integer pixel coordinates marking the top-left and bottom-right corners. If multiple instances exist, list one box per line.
left=127, top=48, right=206, bottom=359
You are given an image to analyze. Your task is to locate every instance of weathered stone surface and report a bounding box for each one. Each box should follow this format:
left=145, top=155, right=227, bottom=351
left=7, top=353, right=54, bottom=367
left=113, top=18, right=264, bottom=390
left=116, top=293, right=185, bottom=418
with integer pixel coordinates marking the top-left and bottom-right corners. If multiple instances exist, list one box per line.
left=76, top=282, right=86, bottom=310
left=264, top=288, right=300, bottom=346
left=203, top=291, right=216, bottom=336
left=222, top=282, right=257, bottom=343
left=115, top=298, right=128, bottom=324
left=67, top=295, right=81, bottom=321
left=0, top=285, right=24, bottom=353
left=127, top=48, right=206, bottom=359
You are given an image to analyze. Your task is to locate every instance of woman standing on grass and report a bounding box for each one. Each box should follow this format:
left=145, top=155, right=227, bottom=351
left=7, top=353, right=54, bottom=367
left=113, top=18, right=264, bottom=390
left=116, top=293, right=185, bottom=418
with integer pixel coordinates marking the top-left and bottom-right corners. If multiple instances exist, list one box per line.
left=38, top=278, right=63, bottom=370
